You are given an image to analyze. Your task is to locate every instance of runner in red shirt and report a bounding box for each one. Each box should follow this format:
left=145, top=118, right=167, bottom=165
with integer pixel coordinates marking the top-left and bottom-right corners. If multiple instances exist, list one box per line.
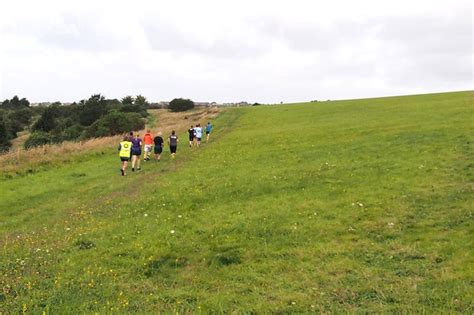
left=143, top=129, right=154, bottom=161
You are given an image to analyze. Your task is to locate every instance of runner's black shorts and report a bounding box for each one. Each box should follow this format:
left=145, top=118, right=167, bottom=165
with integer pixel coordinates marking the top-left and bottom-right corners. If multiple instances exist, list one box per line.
left=189, top=136, right=194, bottom=141
left=170, top=145, right=177, bottom=154
left=206, top=131, right=210, bottom=134
left=154, top=146, right=162, bottom=154
left=131, top=148, right=141, bottom=156
left=120, top=157, right=130, bottom=162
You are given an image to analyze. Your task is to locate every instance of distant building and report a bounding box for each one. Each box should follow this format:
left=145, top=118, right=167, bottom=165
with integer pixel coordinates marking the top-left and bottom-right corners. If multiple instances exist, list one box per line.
left=148, top=100, right=257, bottom=108
left=194, top=102, right=212, bottom=107
left=30, top=102, right=72, bottom=107
left=30, top=102, right=51, bottom=107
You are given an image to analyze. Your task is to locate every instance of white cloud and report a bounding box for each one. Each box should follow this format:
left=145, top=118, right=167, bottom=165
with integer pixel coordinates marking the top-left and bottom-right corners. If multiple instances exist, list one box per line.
left=0, top=0, right=472, bottom=103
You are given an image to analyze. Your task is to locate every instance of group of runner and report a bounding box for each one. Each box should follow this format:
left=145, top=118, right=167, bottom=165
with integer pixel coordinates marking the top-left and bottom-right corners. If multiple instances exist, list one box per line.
left=188, top=122, right=212, bottom=147
left=118, top=122, right=213, bottom=176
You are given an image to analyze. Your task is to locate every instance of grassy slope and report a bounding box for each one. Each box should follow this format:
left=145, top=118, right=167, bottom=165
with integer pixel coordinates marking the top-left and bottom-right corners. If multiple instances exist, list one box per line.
left=1, top=91, right=473, bottom=312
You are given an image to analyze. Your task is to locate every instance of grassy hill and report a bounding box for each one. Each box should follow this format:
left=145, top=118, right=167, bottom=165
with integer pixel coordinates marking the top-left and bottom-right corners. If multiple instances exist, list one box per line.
left=1, top=91, right=472, bottom=312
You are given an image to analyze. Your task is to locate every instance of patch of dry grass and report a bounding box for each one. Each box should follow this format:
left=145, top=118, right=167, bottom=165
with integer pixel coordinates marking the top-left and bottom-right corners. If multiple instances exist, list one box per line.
left=146, top=107, right=219, bottom=135
left=10, top=130, right=30, bottom=150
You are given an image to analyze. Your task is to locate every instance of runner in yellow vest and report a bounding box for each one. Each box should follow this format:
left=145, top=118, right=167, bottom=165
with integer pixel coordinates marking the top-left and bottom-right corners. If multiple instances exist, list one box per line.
left=118, top=136, right=132, bottom=176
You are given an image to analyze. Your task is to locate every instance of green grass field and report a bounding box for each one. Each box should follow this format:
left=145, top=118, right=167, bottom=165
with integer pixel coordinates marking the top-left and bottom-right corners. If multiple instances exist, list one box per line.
left=1, top=91, right=473, bottom=313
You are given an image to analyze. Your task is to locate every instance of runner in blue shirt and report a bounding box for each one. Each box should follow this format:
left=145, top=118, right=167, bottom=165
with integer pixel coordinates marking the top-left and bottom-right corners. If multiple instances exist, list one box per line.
left=205, top=122, right=213, bottom=142
left=194, top=124, right=203, bottom=147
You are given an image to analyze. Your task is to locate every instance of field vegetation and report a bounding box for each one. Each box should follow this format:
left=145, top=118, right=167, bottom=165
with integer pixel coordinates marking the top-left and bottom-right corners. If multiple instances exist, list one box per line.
left=0, top=91, right=472, bottom=312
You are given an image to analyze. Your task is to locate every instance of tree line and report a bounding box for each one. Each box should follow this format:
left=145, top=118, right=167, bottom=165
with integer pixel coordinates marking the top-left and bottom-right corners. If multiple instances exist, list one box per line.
left=0, top=94, right=151, bottom=152
left=0, top=95, right=196, bottom=152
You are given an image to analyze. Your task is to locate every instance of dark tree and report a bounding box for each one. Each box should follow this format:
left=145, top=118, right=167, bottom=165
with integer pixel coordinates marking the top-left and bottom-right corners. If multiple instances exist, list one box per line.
left=79, top=94, right=107, bottom=126
left=120, top=95, right=148, bottom=117
left=0, top=115, right=11, bottom=152
left=135, top=95, right=149, bottom=107
left=32, top=104, right=60, bottom=132
left=1, top=96, right=30, bottom=110
left=19, top=97, right=30, bottom=107
left=87, top=111, right=145, bottom=138
left=169, top=98, right=195, bottom=112
left=121, top=96, right=134, bottom=105
left=8, top=107, right=33, bottom=130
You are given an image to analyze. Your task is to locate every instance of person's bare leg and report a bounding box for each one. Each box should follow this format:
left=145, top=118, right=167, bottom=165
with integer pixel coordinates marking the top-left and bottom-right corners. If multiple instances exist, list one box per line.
left=122, top=161, right=128, bottom=175
left=131, top=155, right=136, bottom=170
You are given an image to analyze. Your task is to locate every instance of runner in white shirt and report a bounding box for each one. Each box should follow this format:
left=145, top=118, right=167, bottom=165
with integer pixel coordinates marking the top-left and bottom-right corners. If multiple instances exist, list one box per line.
left=194, top=124, right=203, bottom=147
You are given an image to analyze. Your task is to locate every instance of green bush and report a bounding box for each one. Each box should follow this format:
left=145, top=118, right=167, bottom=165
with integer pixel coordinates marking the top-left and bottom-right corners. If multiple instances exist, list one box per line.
left=0, top=116, right=11, bottom=153
left=78, top=94, right=107, bottom=126
left=119, top=95, right=149, bottom=117
left=169, top=98, right=194, bottom=112
left=24, top=132, right=53, bottom=149
left=86, top=111, right=145, bottom=138
left=85, top=122, right=109, bottom=138
left=62, top=124, right=84, bottom=141
left=7, top=107, right=32, bottom=131
left=32, top=104, right=60, bottom=133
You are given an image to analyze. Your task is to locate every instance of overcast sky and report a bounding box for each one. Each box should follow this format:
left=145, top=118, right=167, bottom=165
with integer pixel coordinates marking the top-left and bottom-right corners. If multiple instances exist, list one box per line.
left=0, top=0, right=472, bottom=103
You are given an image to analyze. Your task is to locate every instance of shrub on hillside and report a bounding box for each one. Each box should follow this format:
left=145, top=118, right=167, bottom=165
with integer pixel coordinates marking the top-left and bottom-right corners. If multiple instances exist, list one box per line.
left=1, top=112, right=18, bottom=141
left=0, top=116, right=11, bottom=153
left=32, top=104, right=61, bottom=133
left=86, top=111, right=145, bottom=138
left=0, top=95, right=30, bottom=110
left=135, top=95, right=150, bottom=108
left=62, top=124, right=84, bottom=141
left=78, top=94, right=108, bottom=126
left=7, top=107, right=32, bottom=131
left=120, top=104, right=148, bottom=117
left=119, top=95, right=149, bottom=117
left=24, top=131, right=54, bottom=149
left=169, top=98, right=194, bottom=112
